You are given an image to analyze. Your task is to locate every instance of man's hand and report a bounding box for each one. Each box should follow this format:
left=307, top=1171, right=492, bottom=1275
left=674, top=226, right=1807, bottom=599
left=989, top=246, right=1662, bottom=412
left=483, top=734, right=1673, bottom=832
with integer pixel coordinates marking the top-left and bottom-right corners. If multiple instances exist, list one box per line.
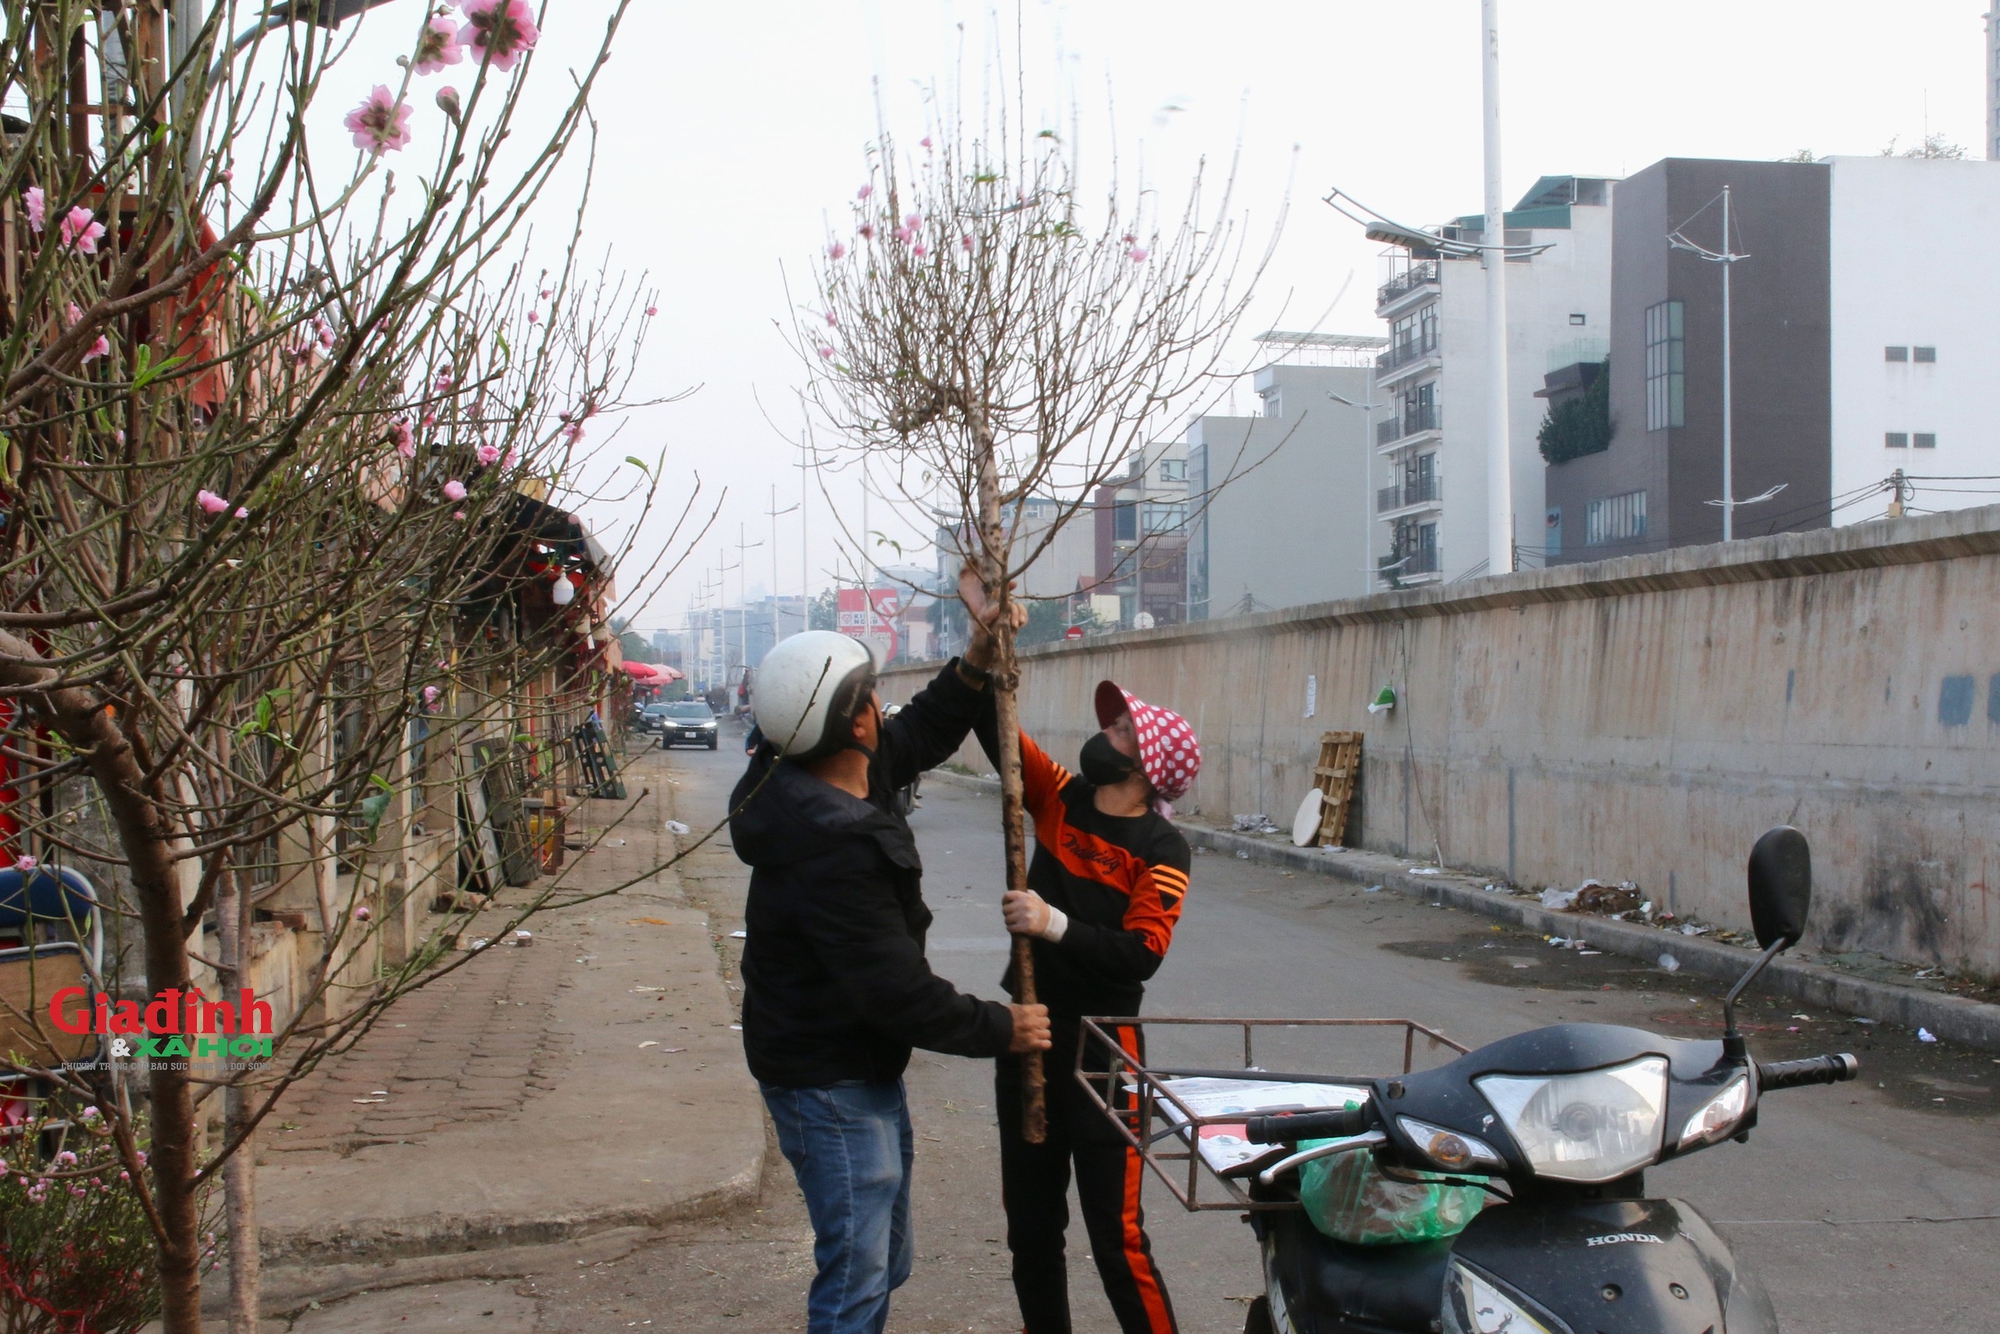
left=1008, top=1002, right=1052, bottom=1053
left=958, top=564, right=1027, bottom=673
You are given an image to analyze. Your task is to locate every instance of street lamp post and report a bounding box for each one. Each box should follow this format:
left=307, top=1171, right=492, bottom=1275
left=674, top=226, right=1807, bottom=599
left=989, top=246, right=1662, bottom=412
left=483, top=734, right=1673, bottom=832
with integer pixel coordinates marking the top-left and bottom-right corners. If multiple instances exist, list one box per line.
left=1670, top=186, right=1773, bottom=540
left=768, top=485, right=799, bottom=642
left=1480, top=0, right=1513, bottom=577
left=1327, top=391, right=1389, bottom=588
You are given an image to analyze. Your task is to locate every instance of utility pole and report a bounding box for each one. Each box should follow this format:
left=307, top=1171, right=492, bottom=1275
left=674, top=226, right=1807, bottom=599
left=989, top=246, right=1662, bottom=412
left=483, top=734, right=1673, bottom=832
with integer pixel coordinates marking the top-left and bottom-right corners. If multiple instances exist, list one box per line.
left=768, top=485, right=799, bottom=642
left=1671, top=186, right=1761, bottom=540
left=1480, top=0, right=1513, bottom=576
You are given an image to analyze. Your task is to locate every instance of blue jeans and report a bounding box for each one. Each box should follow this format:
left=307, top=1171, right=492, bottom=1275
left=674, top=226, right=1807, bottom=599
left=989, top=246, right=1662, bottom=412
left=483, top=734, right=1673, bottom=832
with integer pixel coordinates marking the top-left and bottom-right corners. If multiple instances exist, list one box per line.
left=761, top=1079, right=915, bottom=1334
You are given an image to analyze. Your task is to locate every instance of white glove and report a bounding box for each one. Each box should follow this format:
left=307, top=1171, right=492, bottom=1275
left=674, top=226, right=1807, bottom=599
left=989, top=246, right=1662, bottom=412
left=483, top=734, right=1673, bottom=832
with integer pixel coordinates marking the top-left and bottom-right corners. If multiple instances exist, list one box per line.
left=1002, top=889, right=1068, bottom=942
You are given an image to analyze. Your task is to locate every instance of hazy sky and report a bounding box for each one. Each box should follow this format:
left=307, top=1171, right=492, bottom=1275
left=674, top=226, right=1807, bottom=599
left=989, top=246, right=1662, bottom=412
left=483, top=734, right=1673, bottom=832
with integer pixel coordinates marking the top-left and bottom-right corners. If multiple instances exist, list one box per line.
left=328, top=1, right=1988, bottom=634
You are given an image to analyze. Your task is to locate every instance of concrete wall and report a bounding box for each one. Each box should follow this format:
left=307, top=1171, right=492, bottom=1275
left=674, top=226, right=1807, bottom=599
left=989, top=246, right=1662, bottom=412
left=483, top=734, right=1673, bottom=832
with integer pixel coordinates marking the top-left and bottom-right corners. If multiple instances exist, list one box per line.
left=1828, top=156, right=2000, bottom=519
left=884, top=505, right=2000, bottom=979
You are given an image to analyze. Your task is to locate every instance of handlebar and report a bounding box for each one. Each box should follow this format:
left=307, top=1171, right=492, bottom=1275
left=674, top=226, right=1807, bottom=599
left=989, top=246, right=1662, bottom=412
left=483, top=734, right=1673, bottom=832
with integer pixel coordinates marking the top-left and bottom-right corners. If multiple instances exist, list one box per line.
left=1756, top=1053, right=1860, bottom=1090
left=1242, top=1106, right=1372, bottom=1145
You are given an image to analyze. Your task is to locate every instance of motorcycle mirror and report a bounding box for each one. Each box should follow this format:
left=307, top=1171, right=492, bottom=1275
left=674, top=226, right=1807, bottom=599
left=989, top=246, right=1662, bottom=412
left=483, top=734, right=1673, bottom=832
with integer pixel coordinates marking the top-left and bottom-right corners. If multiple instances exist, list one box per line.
left=1747, top=826, right=1811, bottom=951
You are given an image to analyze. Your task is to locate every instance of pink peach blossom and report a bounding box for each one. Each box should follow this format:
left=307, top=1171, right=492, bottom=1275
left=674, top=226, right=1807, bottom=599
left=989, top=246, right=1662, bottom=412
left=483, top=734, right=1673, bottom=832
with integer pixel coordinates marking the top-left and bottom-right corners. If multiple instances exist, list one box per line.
left=82, top=334, right=109, bottom=363
left=343, top=86, right=413, bottom=155
left=911, top=243, right=927, bottom=258
left=59, top=206, right=105, bottom=254
left=13, top=856, right=35, bottom=872
left=459, top=0, right=540, bottom=72
left=527, top=309, right=540, bottom=324
left=196, top=490, right=229, bottom=515
left=920, top=136, right=933, bottom=149
left=354, top=904, right=373, bottom=922
left=414, top=16, right=465, bottom=75
left=1126, top=246, right=1148, bottom=262
left=857, top=184, right=874, bottom=200
left=476, top=443, right=502, bottom=465
left=234, top=507, right=249, bottom=519
left=389, top=418, right=415, bottom=457
left=453, top=510, right=467, bottom=520
left=817, top=346, right=835, bottom=359
left=442, top=479, right=468, bottom=502
left=23, top=186, right=44, bottom=234
left=827, top=241, right=847, bottom=261
left=858, top=223, right=875, bottom=241
left=645, top=305, right=657, bottom=316
left=825, top=312, right=838, bottom=326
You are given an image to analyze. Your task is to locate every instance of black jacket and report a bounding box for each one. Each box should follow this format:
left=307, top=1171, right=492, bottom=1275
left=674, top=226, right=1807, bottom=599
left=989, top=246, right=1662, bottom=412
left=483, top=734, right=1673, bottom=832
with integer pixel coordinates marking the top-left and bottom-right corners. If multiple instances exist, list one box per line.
left=732, top=660, right=1013, bottom=1088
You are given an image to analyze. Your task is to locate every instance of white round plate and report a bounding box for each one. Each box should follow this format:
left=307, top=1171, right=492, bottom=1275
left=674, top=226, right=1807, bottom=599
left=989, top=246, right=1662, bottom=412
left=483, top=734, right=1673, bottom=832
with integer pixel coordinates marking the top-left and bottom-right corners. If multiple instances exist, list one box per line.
left=1291, top=789, right=1323, bottom=846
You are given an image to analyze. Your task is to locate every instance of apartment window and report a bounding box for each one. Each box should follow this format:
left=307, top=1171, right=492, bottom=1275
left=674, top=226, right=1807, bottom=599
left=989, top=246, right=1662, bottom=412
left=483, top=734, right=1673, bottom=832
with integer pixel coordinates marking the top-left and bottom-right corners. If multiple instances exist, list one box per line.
left=1644, top=301, right=1684, bottom=431
left=1415, top=522, right=1439, bottom=574
left=1914, top=433, right=1937, bottom=449
left=1585, top=490, right=1647, bottom=546
left=1914, top=346, right=1937, bottom=363
left=1140, top=501, right=1187, bottom=534
left=1885, top=432, right=1908, bottom=449
left=1158, top=458, right=1187, bottom=483
left=1113, top=503, right=1137, bottom=542
left=1262, top=390, right=1282, bottom=419
left=1568, top=312, right=1587, bottom=326
left=1884, top=346, right=1908, bottom=362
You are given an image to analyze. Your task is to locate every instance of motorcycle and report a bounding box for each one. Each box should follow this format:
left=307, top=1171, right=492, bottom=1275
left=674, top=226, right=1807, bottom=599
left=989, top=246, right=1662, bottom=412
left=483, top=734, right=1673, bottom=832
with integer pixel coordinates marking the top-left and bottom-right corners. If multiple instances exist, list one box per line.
left=1085, top=826, right=1859, bottom=1334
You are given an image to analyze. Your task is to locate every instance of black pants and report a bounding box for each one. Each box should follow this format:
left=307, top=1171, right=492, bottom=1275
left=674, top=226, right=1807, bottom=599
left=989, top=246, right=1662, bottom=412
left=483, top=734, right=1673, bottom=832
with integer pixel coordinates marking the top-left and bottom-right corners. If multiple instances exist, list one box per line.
left=997, top=1038, right=1179, bottom=1334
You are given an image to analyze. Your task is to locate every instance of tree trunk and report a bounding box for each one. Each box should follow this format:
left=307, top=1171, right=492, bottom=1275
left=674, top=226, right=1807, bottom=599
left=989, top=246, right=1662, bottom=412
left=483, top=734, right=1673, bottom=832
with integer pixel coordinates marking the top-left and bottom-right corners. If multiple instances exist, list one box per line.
left=0, top=631, right=205, bottom=1330
left=972, top=429, right=1045, bottom=1143
left=217, top=860, right=260, bottom=1333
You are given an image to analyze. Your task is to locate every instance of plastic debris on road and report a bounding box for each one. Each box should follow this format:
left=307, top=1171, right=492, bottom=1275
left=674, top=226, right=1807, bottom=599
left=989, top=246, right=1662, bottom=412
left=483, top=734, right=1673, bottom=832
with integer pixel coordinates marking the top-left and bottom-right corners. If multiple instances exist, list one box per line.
left=1658, top=953, right=1681, bottom=972
left=1363, top=885, right=1383, bottom=894
left=663, top=820, right=691, bottom=835
left=1540, top=886, right=1579, bottom=910
left=728, top=929, right=747, bottom=939
left=1236, top=850, right=1251, bottom=860
left=1918, top=1028, right=1938, bottom=1043
left=1410, top=867, right=1441, bottom=876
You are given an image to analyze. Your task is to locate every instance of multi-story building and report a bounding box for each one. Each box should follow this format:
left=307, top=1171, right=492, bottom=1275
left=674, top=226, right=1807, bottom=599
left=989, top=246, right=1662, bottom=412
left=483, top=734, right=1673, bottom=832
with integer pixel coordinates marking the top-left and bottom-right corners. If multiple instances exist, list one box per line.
left=1372, top=175, right=1617, bottom=584
left=1093, top=439, right=1191, bottom=628
left=1989, top=4, right=2000, bottom=161
left=1543, top=155, right=2000, bottom=563
left=1186, top=341, right=1382, bottom=618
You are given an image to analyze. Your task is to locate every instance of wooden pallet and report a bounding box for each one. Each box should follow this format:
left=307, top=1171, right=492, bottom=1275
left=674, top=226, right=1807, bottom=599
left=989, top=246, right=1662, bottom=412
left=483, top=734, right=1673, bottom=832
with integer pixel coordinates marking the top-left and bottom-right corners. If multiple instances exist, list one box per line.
left=1310, top=731, right=1363, bottom=846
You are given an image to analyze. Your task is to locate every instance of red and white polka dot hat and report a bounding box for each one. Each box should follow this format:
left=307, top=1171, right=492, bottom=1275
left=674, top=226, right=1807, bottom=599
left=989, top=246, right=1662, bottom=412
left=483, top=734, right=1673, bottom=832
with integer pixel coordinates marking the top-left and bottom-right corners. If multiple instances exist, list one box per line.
left=1095, top=680, right=1201, bottom=805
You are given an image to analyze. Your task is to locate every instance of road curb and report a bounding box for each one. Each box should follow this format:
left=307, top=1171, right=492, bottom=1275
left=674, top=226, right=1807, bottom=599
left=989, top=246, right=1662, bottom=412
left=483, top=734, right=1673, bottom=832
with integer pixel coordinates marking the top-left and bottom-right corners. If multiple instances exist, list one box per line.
left=924, top=769, right=2000, bottom=1052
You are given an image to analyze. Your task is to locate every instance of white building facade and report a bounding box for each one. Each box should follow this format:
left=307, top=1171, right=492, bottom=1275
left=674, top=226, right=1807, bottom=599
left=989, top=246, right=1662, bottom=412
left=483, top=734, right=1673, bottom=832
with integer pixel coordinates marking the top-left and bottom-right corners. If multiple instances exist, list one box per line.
left=1372, top=176, right=1616, bottom=585
left=1827, top=155, right=2000, bottom=521
left=1186, top=345, right=1382, bottom=618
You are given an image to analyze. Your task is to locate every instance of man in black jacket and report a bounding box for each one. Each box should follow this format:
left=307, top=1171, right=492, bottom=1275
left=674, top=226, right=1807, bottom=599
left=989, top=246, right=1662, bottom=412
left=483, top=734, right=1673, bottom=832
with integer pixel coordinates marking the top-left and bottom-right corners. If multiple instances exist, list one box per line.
left=732, top=619, right=1048, bottom=1334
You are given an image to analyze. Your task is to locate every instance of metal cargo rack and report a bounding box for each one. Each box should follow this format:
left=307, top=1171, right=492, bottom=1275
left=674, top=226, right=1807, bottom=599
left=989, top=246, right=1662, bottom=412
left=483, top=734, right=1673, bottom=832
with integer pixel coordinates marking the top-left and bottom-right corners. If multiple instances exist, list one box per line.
left=1076, top=1016, right=1467, bottom=1213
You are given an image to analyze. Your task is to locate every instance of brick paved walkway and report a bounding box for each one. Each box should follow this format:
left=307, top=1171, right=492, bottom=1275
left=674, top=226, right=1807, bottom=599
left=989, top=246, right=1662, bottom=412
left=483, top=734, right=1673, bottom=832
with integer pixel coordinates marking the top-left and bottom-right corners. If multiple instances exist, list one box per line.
left=265, top=923, right=573, bottom=1157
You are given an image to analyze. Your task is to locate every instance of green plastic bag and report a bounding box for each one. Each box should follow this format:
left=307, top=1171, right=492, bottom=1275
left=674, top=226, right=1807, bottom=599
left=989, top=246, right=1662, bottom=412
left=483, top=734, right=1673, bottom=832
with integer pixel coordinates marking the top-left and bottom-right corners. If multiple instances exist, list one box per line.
left=1297, top=1142, right=1486, bottom=1246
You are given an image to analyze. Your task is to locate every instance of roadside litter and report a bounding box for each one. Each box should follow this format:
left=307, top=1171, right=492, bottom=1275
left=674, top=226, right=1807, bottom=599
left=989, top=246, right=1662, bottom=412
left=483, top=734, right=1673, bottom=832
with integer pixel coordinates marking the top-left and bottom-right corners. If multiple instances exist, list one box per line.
left=664, top=820, right=691, bottom=835
left=1233, top=813, right=1281, bottom=834
left=1658, top=952, right=1681, bottom=972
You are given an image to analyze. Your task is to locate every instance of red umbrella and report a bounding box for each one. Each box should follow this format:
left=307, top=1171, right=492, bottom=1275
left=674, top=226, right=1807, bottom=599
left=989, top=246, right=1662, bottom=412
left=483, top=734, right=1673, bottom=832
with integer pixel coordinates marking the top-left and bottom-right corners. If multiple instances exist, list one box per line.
left=621, top=661, right=660, bottom=680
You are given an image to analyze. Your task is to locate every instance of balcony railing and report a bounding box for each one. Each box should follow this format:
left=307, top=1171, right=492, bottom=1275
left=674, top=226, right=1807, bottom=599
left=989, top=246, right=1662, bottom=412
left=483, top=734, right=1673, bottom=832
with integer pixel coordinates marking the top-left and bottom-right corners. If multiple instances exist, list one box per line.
left=1376, top=402, right=1442, bottom=446
left=1377, top=473, right=1442, bottom=513
left=1377, top=260, right=1441, bottom=308
left=1376, top=333, right=1440, bottom=374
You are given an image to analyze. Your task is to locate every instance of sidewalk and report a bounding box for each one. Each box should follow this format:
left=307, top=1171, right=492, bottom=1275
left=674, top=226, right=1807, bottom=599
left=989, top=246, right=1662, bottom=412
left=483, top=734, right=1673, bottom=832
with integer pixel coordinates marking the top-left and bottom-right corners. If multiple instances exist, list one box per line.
left=253, top=743, right=763, bottom=1304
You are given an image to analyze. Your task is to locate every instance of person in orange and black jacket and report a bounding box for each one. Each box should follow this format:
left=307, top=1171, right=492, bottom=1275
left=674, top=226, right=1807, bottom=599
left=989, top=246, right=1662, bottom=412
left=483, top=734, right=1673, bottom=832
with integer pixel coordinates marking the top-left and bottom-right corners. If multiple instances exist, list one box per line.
left=971, top=670, right=1201, bottom=1334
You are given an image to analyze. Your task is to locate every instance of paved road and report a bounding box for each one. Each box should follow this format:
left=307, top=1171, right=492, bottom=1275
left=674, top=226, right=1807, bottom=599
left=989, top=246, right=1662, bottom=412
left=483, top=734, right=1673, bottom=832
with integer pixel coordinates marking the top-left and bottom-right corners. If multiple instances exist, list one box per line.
left=300, top=730, right=2000, bottom=1332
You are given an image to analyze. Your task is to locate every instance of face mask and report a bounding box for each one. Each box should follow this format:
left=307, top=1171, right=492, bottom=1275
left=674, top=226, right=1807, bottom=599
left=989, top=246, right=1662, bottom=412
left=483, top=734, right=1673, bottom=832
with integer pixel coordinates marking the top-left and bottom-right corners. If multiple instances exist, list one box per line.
left=1079, top=731, right=1140, bottom=787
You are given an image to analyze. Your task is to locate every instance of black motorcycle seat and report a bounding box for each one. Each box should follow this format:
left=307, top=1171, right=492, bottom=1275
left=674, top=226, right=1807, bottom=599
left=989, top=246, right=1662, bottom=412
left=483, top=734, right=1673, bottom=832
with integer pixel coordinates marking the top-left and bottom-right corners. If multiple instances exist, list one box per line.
left=1264, top=1210, right=1452, bottom=1333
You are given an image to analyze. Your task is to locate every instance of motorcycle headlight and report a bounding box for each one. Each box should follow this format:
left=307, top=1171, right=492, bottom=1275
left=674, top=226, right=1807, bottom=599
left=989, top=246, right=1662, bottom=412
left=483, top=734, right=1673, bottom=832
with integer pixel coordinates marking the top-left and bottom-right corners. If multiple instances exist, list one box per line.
left=1474, top=1056, right=1668, bottom=1183
left=1442, top=1260, right=1568, bottom=1334
left=1678, top=1074, right=1749, bottom=1149
left=1397, top=1116, right=1505, bottom=1173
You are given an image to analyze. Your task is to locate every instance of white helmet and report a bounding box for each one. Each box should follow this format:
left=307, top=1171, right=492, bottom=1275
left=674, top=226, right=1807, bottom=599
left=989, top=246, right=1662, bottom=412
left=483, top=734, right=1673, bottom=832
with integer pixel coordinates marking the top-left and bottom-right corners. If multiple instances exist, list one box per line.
left=755, top=631, right=878, bottom=761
